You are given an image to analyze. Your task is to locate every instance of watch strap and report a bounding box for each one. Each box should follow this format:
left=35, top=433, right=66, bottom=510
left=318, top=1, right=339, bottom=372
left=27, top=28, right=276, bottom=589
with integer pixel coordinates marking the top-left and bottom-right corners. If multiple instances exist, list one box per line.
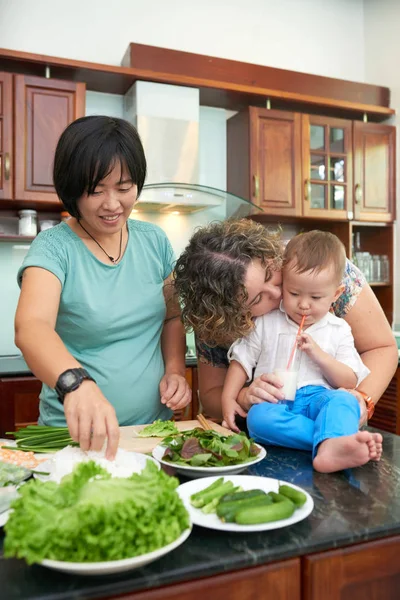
left=356, top=389, right=375, bottom=419
left=55, top=368, right=96, bottom=405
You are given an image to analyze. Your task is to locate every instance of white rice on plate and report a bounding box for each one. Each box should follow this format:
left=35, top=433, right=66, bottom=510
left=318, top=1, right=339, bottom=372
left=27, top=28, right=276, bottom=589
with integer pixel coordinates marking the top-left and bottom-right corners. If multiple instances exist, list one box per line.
left=37, top=446, right=148, bottom=483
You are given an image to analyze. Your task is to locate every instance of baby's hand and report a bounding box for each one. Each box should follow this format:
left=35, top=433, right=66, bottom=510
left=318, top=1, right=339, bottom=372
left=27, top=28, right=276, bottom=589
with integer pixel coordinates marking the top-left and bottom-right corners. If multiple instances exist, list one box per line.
left=221, top=398, right=247, bottom=433
left=297, top=332, right=323, bottom=362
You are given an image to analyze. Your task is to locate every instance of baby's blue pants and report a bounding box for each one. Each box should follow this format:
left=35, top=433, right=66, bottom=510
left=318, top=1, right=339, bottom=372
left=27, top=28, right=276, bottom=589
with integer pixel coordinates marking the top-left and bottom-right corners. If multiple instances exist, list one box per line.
left=247, top=385, right=360, bottom=459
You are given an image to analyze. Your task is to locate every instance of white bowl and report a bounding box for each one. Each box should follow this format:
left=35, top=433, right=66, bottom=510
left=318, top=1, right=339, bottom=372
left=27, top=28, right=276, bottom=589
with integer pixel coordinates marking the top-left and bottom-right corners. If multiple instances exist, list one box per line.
left=152, top=443, right=267, bottom=478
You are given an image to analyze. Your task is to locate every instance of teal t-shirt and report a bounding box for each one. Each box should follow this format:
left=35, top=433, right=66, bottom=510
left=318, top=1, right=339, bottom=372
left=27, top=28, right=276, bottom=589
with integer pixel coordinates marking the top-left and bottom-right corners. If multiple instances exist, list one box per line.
left=17, top=219, right=174, bottom=426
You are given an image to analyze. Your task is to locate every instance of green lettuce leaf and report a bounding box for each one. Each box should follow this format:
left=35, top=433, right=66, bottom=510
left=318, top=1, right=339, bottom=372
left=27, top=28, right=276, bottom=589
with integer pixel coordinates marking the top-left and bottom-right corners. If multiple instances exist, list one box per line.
left=138, top=419, right=179, bottom=437
left=4, top=460, right=189, bottom=564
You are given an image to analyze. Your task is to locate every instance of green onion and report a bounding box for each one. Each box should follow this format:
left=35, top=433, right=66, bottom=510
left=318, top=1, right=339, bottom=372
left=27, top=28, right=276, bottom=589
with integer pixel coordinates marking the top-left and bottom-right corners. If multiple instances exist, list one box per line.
left=5, top=426, right=78, bottom=453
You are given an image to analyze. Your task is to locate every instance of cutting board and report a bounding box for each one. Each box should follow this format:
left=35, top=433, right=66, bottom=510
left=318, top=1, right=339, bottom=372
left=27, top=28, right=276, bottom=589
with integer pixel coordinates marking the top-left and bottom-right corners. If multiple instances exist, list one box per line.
left=119, top=420, right=233, bottom=454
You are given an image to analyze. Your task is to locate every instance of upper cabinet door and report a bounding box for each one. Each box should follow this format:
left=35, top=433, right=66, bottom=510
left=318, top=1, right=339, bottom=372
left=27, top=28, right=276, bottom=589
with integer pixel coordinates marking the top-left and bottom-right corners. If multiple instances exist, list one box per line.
left=14, top=75, right=85, bottom=204
left=302, top=115, right=352, bottom=220
left=251, top=107, right=302, bottom=216
left=353, top=121, right=396, bottom=222
left=0, top=72, right=13, bottom=201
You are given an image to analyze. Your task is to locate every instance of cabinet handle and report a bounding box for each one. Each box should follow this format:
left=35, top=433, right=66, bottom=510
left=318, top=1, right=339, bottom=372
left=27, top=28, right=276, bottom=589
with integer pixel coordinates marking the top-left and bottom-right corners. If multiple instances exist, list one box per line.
left=4, top=152, right=10, bottom=181
left=355, top=184, right=363, bottom=204
left=253, top=175, right=259, bottom=199
left=304, top=179, right=311, bottom=201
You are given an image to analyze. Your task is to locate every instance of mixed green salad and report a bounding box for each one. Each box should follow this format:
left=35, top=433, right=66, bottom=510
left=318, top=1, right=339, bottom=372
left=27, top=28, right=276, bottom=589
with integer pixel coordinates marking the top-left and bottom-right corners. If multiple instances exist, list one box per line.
left=161, top=429, right=261, bottom=467
left=4, top=460, right=190, bottom=564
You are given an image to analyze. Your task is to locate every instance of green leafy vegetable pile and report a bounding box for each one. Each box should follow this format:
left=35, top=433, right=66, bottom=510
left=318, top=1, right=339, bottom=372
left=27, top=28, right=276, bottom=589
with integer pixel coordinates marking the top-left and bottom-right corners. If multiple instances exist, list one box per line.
left=161, top=428, right=261, bottom=467
left=138, top=419, right=179, bottom=438
left=4, top=460, right=190, bottom=564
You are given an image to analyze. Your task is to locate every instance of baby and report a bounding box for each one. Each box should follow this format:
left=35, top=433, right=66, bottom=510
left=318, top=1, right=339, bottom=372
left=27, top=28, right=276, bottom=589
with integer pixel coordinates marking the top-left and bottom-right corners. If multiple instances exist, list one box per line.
left=222, top=230, right=383, bottom=473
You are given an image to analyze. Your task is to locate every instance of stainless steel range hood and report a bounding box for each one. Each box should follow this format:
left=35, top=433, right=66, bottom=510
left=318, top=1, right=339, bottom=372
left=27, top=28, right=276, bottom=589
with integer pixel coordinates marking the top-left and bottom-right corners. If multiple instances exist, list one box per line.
left=123, top=81, right=262, bottom=217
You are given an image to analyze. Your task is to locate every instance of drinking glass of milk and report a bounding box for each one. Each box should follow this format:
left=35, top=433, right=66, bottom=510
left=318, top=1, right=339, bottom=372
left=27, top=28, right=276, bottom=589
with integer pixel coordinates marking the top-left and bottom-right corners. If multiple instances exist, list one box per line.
left=273, top=333, right=302, bottom=402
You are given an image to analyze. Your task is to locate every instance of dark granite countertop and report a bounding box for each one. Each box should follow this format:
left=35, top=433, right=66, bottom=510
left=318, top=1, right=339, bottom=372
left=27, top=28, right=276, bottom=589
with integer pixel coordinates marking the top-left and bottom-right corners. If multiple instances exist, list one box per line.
left=1, top=428, right=400, bottom=600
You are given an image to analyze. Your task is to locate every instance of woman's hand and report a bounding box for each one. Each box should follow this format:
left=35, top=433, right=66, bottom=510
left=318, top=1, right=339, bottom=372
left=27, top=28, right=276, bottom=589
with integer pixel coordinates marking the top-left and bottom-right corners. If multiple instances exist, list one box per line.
left=340, top=388, right=368, bottom=427
left=160, top=373, right=192, bottom=410
left=64, top=380, right=120, bottom=460
left=237, top=372, right=285, bottom=412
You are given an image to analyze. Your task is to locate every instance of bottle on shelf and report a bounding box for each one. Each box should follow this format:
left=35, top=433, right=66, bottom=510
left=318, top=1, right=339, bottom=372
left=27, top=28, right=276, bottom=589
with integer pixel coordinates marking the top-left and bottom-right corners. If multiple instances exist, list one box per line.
left=18, top=210, right=37, bottom=237
left=381, top=255, right=390, bottom=283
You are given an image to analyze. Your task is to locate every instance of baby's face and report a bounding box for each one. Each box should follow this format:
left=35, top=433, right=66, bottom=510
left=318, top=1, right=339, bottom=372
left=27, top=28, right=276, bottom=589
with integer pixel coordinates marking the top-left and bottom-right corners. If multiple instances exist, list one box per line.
left=282, top=262, right=342, bottom=328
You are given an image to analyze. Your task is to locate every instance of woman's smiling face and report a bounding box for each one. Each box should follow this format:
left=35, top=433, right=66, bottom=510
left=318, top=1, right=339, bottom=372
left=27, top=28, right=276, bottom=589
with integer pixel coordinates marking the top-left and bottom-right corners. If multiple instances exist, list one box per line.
left=244, top=259, right=283, bottom=318
left=78, top=162, right=138, bottom=235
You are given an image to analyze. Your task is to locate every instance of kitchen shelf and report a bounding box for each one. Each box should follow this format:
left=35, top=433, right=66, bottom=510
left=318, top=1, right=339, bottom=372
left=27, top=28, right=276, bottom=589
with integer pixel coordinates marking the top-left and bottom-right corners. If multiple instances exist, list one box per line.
left=0, top=235, right=34, bottom=242
left=369, top=281, right=391, bottom=287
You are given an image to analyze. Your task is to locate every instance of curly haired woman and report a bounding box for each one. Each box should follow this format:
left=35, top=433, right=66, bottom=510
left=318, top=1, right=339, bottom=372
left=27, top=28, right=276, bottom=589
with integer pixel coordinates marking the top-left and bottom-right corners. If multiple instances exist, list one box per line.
left=174, top=219, right=397, bottom=427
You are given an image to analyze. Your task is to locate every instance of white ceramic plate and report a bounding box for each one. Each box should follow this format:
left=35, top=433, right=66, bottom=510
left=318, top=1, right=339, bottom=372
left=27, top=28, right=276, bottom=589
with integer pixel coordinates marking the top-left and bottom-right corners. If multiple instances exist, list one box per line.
left=39, top=526, right=192, bottom=575
left=178, top=475, right=314, bottom=532
left=33, top=452, right=160, bottom=482
left=152, top=444, right=266, bottom=478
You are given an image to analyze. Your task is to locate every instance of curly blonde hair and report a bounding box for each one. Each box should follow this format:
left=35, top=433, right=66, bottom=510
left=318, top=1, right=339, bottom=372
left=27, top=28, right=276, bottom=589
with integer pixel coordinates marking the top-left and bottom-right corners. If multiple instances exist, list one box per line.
left=173, top=219, right=283, bottom=346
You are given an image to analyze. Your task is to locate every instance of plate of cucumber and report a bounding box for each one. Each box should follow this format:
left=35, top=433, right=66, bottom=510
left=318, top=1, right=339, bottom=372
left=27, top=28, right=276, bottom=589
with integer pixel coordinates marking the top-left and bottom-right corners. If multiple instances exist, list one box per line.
left=177, top=475, right=314, bottom=532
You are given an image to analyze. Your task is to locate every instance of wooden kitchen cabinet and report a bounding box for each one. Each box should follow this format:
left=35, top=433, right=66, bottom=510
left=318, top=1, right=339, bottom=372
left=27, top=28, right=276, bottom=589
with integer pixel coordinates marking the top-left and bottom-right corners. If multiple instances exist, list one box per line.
left=301, top=115, right=352, bottom=220
left=353, top=121, right=396, bottom=222
left=0, top=72, right=13, bottom=201
left=0, top=376, right=41, bottom=437
left=228, top=107, right=395, bottom=224
left=105, top=559, right=301, bottom=600
left=0, top=72, right=85, bottom=208
left=303, top=536, right=400, bottom=600
left=228, top=107, right=302, bottom=217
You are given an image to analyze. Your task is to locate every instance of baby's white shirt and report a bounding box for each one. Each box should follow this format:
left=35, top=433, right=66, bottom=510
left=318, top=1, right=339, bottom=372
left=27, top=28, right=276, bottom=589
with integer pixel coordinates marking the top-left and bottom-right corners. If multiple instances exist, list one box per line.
left=228, top=307, right=370, bottom=389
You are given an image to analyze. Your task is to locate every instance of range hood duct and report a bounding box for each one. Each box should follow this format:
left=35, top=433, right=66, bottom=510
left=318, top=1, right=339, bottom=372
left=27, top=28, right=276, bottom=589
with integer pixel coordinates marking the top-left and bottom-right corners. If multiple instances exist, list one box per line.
left=123, top=81, right=262, bottom=216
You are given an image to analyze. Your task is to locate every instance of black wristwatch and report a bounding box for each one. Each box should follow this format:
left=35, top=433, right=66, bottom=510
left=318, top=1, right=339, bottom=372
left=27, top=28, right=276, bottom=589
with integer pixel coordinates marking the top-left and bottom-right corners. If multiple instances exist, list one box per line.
left=55, top=368, right=96, bottom=404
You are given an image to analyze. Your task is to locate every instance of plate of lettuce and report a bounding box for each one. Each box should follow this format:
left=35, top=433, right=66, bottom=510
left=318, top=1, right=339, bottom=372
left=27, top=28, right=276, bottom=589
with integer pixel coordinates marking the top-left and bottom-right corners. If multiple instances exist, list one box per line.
left=4, top=460, right=191, bottom=574
left=152, top=429, right=266, bottom=478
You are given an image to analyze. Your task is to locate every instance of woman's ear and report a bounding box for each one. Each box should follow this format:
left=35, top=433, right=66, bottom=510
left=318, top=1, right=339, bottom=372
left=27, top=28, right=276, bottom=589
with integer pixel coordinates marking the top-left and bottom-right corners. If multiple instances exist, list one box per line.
left=333, top=284, right=345, bottom=302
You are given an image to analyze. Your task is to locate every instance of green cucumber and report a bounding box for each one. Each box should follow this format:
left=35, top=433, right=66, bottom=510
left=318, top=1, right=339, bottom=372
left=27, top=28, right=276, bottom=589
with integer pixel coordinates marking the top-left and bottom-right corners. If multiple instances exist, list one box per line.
left=217, top=494, right=272, bottom=522
left=219, top=489, right=265, bottom=504
left=268, top=491, right=292, bottom=504
left=235, top=499, right=295, bottom=525
left=279, top=485, right=307, bottom=507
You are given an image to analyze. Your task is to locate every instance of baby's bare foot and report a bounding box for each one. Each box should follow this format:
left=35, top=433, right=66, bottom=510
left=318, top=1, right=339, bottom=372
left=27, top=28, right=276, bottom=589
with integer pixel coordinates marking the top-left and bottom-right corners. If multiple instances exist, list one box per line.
left=371, top=432, right=383, bottom=461
left=313, top=431, right=374, bottom=473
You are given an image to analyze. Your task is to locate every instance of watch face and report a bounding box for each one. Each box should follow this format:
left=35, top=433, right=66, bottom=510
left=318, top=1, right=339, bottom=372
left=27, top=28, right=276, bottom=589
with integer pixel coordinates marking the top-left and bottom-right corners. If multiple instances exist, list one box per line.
left=60, top=371, right=79, bottom=388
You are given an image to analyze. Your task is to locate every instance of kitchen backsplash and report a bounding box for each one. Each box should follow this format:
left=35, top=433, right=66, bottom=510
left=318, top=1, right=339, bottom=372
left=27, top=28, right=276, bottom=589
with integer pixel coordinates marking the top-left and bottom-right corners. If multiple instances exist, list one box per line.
left=0, top=241, right=30, bottom=355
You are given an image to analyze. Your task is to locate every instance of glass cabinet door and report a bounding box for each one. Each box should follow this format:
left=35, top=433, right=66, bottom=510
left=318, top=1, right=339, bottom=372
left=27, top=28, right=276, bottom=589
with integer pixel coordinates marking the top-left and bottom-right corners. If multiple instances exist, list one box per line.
left=302, top=116, right=352, bottom=219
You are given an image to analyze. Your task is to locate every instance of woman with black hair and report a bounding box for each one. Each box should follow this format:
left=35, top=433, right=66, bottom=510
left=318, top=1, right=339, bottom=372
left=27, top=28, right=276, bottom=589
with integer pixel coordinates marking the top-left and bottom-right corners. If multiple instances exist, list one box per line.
left=15, top=116, right=190, bottom=459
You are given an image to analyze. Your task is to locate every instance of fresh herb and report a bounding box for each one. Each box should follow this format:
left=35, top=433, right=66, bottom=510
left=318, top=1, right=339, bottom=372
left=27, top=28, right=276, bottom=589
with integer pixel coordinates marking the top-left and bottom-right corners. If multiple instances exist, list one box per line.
left=161, top=428, right=261, bottom=467
left=138, top=420, right=179, bottom=438
left=4, top=460, right=190, bottom=564
left=6, top=425, right=78, bottom=453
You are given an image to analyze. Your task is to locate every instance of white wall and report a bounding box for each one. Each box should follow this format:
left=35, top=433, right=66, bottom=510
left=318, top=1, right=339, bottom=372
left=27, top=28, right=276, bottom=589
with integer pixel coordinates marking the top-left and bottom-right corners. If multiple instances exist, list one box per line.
left=363, top=0, right=399, bottom=324
left=0, top=0, right=365, bottom=81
